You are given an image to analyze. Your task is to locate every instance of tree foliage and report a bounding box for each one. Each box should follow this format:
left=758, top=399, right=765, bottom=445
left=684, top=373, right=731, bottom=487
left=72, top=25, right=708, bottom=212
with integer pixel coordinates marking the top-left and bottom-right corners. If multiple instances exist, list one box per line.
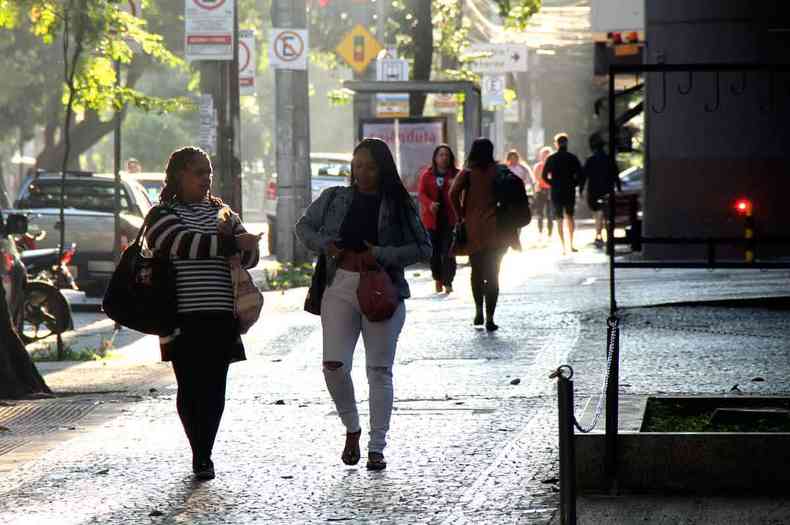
left=0, top=0, right=190, bottom=170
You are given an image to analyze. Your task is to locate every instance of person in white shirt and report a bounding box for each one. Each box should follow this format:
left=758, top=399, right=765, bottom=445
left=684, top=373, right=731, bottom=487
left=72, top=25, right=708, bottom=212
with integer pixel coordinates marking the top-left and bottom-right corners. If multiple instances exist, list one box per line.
left=505, top=149, right=535, bottom=190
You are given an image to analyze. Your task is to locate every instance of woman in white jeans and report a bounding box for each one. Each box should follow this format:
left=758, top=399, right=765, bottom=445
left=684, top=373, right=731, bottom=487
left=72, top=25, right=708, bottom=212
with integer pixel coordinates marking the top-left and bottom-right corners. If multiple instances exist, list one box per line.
left=295, top=138, right=431, bottom=470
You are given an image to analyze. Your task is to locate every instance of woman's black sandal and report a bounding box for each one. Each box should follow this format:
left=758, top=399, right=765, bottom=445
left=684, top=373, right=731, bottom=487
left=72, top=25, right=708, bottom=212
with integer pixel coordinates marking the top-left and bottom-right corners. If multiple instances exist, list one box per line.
left=342, top=430, right=362, bottom=465
left=366, top=452, right=387, bottom=471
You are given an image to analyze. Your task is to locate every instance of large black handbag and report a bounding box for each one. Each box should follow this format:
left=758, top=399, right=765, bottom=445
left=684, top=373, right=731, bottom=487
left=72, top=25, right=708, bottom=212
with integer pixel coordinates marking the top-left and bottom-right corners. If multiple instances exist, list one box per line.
left=304, top=189, right=339, bottom=315
left=102, top=207, right=176, bottom=335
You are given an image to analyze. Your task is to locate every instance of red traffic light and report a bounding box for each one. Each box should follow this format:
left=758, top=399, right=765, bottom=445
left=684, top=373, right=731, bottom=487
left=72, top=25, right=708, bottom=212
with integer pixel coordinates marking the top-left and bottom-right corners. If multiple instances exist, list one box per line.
left=734, top=198, right=753, bottom=216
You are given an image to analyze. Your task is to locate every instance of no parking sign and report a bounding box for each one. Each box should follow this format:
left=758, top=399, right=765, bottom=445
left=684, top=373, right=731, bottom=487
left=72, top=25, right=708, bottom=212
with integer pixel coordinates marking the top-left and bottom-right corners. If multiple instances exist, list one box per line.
left=239, top=30, right=256, bottom=95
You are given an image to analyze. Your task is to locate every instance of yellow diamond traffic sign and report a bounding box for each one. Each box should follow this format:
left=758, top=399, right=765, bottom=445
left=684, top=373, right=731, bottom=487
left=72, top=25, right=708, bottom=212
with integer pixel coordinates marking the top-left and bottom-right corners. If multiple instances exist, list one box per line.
left=336, top=24, right=383, bottom=74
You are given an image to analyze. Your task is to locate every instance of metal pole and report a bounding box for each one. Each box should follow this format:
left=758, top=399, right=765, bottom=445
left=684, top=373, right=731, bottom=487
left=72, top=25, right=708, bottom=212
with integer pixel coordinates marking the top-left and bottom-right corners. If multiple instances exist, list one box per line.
left=607, top=69, right=617, bottom=316
left=272, top=0, right=311, bottom=263
left=229, top=0, right=242, bottom=216
left=113, top=59, right=122, bottom=267
left=112, top=59, right=122, bottom=332
left=604, top=316, right=620, bottom=485
left=557, top=373, right=577, bottom=525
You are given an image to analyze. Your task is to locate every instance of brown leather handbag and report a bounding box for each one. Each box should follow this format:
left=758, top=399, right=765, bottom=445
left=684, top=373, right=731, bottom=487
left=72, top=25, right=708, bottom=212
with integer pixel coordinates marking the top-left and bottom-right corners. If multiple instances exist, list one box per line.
left=357, top=262, right=399, bottom=322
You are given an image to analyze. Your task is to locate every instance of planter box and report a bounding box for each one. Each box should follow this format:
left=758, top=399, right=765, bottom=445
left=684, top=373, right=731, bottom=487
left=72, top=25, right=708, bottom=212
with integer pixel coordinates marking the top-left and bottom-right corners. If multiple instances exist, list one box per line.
left=576, top=396, right=790, bottom=494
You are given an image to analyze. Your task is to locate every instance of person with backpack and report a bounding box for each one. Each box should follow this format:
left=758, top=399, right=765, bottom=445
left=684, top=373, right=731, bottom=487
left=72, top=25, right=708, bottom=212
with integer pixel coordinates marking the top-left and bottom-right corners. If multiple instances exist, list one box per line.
left=418, top=144, right=460, bottom=293
left=449, top=138, right=521, bottom=332
left=579, top=133, right=622, bottom=248
left=295, top=138, right=431, bottom=471
left=145, top=147, right=261, bottom=481
left=542, top=133, right=583, bottom=254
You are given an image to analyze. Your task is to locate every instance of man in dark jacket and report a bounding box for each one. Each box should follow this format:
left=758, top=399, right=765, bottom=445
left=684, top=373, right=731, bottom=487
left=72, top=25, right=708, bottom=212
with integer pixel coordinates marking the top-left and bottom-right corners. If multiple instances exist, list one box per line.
left=542, top=133, right=582, bottom=254
left=579, top=134, right=621, bottom=248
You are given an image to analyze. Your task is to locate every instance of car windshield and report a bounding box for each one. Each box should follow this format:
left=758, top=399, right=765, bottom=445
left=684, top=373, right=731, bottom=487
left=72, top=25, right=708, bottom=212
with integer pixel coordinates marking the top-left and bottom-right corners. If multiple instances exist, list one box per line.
left=140, top=181, right=163, bottom=204
left=619, top=167, right=642, bottom=184
left=17, top=179, right=132, bottom=213
left=311, top=160, right=350, bottom=178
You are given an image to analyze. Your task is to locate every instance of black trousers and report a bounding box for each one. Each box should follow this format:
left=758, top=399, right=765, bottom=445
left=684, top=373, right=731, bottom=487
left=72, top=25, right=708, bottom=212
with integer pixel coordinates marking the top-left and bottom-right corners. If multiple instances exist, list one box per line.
left=469, top=248, right=506, bottom=319
left=429, top=224, right=457, bottom=286
left=170, top=315, right=234, bottom=463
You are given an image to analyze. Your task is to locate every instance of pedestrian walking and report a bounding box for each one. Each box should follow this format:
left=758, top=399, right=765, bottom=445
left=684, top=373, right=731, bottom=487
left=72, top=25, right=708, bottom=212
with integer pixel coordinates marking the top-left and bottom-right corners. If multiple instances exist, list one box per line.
left=145, top=146, right=261, bottom=481
left=418, top=144, right=459, bottom=294
left=505, top=149, right=535, bottom=188
left=295, top=138, right=431, bottom=471
left=449, top=138, right=521, bottom=332
left=579, top=134, right=622, bottom=248
left=126, top=157, right=142, bottom=174
left=532, top=146, right=554, bottom=239
left=542, top=133, right=583, bottom=254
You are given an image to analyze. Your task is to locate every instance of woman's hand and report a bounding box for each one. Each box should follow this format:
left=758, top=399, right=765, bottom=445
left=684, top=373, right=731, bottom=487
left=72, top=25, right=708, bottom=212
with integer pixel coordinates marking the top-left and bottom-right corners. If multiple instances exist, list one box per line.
left=235, top=232, right=262, bottom=251
left=326, top=241, right=344, bottom=260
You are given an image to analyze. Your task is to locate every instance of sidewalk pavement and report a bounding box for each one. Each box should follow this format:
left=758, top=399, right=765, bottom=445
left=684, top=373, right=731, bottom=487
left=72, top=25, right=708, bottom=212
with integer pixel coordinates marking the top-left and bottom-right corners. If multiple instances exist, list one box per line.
left=3, top=222, right=790, bottom=523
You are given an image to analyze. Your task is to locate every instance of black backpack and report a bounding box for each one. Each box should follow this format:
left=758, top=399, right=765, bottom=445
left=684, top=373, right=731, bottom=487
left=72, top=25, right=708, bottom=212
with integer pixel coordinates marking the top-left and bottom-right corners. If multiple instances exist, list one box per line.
left=493, top=164, right=531, bottom=230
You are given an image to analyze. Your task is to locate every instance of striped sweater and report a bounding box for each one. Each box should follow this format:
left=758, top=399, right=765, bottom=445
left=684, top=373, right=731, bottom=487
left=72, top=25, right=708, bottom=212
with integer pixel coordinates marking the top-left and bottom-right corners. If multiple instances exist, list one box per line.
left=145, top=200, right=259, bottom=315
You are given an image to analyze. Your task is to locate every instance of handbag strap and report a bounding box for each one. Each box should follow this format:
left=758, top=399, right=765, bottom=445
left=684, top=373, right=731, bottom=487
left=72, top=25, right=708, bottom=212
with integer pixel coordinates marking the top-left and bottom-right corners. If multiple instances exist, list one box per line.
left=136, top=204, right=176, bottom=253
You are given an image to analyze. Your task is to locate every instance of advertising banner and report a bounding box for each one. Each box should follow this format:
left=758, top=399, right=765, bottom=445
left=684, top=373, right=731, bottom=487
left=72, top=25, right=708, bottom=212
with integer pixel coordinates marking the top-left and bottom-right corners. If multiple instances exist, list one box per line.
left=361, top=118, right=446, bottom=194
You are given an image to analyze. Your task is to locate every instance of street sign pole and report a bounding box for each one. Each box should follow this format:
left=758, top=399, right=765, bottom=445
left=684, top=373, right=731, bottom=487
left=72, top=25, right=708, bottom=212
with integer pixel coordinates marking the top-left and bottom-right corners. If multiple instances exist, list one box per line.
left=272, top=0, right=311, bottom=263
left=195, top=0, right=241, bottom=215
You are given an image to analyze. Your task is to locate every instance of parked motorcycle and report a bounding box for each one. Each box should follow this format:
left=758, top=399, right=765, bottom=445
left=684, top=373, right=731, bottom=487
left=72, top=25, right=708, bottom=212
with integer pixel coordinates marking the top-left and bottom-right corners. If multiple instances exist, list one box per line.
left=16, top=241, right=75, bottom=344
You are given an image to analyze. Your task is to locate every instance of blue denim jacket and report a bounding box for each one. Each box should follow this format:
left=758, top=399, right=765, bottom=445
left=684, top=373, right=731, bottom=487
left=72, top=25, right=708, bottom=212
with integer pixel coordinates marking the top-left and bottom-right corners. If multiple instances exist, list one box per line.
left=295, top=186, right=432, bottom=299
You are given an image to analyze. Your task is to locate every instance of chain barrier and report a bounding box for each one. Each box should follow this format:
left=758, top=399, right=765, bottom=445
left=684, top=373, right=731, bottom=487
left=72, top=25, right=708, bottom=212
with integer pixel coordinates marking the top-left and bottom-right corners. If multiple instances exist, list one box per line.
left=550, top=317, right=619, bottom=434
left=573, top=316, right=618, bottom=433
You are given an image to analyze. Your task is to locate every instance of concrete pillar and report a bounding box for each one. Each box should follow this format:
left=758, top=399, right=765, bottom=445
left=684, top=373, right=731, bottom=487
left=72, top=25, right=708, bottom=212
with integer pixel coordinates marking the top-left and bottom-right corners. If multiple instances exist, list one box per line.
left=644, top=0, right=790, bottom=259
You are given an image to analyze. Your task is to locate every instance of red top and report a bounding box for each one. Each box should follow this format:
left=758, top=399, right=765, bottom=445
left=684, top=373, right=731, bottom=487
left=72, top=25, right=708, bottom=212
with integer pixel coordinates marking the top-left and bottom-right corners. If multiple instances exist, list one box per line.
left=417, top=166, right=459, bottom=231
left=533, top=160, right=552, bottom=191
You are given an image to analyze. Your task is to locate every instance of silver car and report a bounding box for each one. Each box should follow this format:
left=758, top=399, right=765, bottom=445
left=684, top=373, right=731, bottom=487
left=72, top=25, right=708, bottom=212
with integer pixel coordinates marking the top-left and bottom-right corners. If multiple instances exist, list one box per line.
left=13, top=171, right=150, bottom=296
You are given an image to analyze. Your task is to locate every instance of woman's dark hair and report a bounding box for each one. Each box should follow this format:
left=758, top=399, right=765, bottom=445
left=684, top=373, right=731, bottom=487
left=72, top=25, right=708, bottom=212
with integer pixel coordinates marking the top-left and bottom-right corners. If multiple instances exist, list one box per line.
left=466, top=138, right=496, bottom=169
left=160, top=146, right=223, bottom=206
left=352, top=137, right=416, bottom=215
left=431, top=144, right=457, bottom=175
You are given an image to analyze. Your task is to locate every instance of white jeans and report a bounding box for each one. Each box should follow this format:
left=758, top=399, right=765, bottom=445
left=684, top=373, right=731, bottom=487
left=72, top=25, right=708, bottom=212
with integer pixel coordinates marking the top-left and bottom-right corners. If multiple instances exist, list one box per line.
left=321, top=269, right=406, bottom=454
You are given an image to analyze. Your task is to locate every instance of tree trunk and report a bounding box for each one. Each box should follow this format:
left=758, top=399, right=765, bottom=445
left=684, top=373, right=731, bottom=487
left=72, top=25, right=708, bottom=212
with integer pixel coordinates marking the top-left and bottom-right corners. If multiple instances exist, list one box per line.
left=408, top=0, right=433, bottom=116
left=0, top=285, right=51, bottom=399
left=35, top=60, right=145, bottom=171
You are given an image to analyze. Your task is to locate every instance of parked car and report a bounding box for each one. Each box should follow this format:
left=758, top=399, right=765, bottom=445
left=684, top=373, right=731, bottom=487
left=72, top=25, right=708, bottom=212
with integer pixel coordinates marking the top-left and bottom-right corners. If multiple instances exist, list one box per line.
left=264, top=153, right=352, bottom=254
left=12, top=170, right=150, bottom=296
left=618, top=166, right=643, bottom=196
left=603, top=166, right=643, bottom=228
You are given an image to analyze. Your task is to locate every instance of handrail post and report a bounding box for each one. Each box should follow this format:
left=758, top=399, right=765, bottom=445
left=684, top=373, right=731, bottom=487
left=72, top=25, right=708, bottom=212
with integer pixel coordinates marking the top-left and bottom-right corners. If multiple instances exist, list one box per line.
left=557, top=372, right=577, bottom=525
left=607, top=68, right=617, bottom=316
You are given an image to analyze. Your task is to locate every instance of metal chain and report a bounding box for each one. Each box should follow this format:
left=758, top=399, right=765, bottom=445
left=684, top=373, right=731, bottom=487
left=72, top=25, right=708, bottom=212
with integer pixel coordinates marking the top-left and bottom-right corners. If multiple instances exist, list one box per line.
left=572, top=317, right=618, bottom=433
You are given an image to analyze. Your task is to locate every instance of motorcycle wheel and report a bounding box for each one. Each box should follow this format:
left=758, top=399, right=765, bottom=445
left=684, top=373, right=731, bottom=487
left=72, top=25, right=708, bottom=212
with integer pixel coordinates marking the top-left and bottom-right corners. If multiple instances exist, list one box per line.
left=17, top=281, right=74, bottom=344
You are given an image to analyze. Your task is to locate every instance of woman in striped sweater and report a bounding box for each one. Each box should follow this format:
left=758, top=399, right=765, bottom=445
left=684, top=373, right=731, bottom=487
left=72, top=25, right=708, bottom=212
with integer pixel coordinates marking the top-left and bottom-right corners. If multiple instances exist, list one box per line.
left=145, top=147, right=260, bottom=481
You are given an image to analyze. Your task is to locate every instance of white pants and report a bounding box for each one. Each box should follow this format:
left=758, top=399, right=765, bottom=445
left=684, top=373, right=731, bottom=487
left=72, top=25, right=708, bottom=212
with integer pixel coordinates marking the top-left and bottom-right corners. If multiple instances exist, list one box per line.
left=321, top=269, right=406, bottom=454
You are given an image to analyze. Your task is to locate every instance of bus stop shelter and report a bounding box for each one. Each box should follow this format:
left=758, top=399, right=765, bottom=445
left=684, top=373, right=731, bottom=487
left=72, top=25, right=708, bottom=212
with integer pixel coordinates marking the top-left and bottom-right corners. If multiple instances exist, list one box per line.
left=342, top=80, right=482, bottom=154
